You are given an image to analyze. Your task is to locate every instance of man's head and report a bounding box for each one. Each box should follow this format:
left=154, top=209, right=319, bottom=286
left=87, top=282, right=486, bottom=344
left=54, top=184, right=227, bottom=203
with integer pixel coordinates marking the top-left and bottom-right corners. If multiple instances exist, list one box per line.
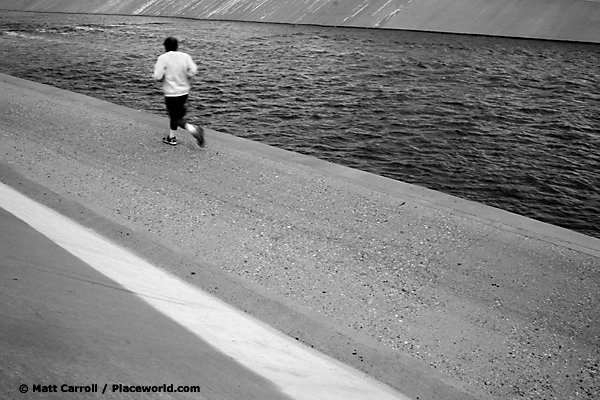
left=164, top=37, right=178, bottom=52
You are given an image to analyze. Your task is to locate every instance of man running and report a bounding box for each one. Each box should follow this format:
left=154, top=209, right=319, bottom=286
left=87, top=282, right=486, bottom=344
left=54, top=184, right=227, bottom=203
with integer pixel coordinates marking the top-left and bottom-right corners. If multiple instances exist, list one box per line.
left=153, top=36, right=204, bottom=147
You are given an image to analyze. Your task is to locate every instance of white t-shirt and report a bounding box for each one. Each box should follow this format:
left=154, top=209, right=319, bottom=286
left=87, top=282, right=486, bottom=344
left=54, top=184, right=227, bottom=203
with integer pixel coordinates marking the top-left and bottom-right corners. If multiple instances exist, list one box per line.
left=153, top=51, right=198, bottom=97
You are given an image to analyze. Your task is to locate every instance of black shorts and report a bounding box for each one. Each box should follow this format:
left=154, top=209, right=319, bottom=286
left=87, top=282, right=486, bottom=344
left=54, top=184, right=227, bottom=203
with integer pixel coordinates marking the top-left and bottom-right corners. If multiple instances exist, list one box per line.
left=165, top=95, right=188, bottom=130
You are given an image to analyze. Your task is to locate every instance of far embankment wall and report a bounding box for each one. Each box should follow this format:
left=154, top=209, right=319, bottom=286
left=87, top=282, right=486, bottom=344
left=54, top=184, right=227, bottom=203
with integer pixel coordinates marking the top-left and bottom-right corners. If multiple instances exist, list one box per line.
left=1, top=0, right=599, bottom=43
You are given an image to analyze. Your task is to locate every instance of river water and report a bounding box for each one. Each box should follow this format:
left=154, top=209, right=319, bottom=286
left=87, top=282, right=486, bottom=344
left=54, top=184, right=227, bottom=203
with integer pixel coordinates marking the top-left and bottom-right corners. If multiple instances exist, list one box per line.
left=1, top=11, right=599, bottom=239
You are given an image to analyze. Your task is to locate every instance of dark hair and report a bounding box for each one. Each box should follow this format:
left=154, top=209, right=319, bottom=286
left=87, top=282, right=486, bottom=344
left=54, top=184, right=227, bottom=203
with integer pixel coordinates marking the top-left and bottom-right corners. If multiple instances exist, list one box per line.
left=164, top=37, right=178, bottom=52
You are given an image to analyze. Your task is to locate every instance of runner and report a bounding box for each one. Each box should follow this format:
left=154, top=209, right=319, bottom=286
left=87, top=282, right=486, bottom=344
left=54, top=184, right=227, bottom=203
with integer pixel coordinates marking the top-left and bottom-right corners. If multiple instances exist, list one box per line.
left=153, top=36, right=204, bottom=147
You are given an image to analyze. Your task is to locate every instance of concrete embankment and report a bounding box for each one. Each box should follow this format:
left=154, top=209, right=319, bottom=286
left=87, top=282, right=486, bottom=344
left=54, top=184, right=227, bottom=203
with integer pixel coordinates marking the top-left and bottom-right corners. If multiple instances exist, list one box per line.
left=1, top=73, right=599, bottom=400
left=1, top=0, right=599, bottom=43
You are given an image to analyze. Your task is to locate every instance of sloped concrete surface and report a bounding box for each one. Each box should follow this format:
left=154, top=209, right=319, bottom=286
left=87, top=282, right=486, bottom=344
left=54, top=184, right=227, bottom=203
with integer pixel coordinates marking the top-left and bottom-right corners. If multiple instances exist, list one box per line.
left=0, top=73, right=598, bottom=400
left=0, top=182, right=409, bottom=400
left=0, top=206, right=289, bottom=400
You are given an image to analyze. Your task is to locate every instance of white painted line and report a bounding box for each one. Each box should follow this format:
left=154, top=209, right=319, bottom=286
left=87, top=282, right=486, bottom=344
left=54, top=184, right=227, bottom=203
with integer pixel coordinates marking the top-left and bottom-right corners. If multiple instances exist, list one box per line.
left=0, top=182, right=410, bottom=400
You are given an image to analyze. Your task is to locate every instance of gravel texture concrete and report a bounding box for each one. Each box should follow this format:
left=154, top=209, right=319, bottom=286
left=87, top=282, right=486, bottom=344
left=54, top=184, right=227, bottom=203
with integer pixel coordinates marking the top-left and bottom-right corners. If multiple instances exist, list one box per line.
left=1, top=73, right=598, bottom=400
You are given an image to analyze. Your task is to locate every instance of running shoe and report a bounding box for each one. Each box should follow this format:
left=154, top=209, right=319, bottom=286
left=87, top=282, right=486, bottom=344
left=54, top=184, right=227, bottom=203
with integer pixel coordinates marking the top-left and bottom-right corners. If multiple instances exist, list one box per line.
left=163, top=136, right=178, bottom=145
left=190, top=125, right=205, bottom=148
